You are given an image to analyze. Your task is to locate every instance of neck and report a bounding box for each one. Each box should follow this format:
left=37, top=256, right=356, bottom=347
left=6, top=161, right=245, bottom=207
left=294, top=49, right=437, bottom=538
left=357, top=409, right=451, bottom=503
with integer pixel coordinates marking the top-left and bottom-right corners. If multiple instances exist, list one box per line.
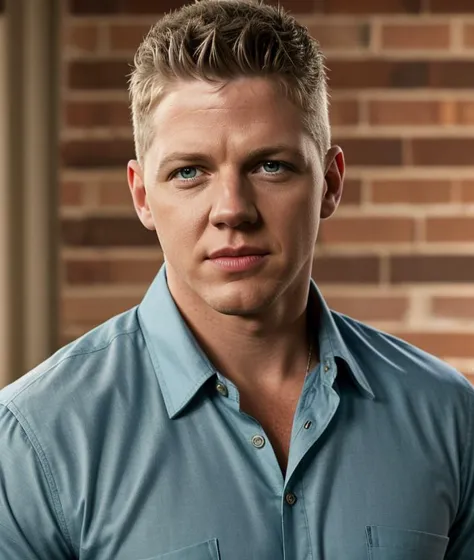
left=166, top=273, right=320, bottom=390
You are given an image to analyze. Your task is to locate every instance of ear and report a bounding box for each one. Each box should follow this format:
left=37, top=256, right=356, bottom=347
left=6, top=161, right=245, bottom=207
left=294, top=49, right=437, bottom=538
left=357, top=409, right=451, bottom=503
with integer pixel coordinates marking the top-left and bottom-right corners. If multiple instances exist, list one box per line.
left=127, top=160, right=156, bottom=231
left=320, top=146, right=345, bottom=220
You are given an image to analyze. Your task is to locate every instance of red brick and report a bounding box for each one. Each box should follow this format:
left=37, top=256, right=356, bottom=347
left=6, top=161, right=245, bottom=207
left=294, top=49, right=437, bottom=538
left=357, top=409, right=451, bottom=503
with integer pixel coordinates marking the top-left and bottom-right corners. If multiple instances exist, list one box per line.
left=322, top=0, right=422, bottom=13
left=426, top=218, right=474, bottom=243
left=432, top=297, right=474, bottom=320
left=62, top=294, right=142, bottom=326
left=61, top=181, right=84, bottom=207
left=110, top=24, right=150, bottom=51
left=62, top=139, right=134, bottom=168
left=412, top=139, right=474, bottom=166
left=432, top=101, right=474, bottom=125
left=319, top=217, right=415, bottom=244
left=430, top=0, right=474, bottom=13
left=308, top=22, right=370, bottom=49
left=329, top=60, right=429, bottom=89
left=98, top=181, right=133, bottom=208
left=65, top=257, right=162, bottom=285
left=429, top=61, right=474, bottom=88
left=330, top=60, right=474, bottom=90
left=61, top=217, right=157, bottom=247
left=66, top=23, right=99, bottom=52
left=66, top=101, right=130, bottom=128
left=312, top=255, right=381, bottom=284
left=464, top=24, right=474, bottom=48
left=330, top=99, right=359, bottom=126
left=371, top=180, right=452, bottom=204
left=381, top=24, right=450, bottom=50
left=324, top=295, right=408, bottom=322
left=340, top=179, right=362, bottom=206
left=391, top=332, right=474, bottom=358
left=337, top=138, right=402, bottom=167
left=455, top=102, right=474, bottom=124
left=390, top=255, right=474, bottom=284
left=69, top=60, right=129, bottom=90
left=460, top=181, right=474, bottom=202
left=369, top=100, right=440, bottom=126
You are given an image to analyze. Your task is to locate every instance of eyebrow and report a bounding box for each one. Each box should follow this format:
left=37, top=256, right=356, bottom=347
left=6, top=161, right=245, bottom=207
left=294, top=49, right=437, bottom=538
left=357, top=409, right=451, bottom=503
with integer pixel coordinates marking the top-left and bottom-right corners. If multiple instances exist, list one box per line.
left=155, top=144, right=307, bottom=178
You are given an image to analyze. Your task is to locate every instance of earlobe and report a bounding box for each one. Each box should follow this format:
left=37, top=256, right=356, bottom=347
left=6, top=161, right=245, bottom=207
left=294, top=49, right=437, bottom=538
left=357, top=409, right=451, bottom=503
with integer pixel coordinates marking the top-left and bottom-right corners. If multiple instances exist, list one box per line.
left=320, top=147, right=345, bottom=220
left=127, top=160, right=156, bottom=231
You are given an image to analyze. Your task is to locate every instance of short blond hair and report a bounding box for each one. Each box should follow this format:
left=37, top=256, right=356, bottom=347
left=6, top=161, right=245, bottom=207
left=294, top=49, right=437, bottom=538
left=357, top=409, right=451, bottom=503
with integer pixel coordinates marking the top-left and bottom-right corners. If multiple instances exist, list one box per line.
left=129, top=0, right=331, bottom=164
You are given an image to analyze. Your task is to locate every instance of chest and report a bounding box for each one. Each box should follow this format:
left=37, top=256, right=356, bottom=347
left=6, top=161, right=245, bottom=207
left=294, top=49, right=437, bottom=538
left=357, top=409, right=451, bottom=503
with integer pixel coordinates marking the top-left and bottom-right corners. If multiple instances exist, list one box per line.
left=72, top=378, right=456, bottom=560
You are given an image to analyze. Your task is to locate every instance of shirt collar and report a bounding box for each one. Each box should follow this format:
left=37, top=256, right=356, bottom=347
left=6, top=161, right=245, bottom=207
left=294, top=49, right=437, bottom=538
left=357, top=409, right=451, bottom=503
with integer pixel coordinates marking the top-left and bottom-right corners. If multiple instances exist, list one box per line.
left=312, top=283, right=375, bottom=400
left=138, top=265, right=374, bottom=419
left=138, top=265, right=217, bottom=419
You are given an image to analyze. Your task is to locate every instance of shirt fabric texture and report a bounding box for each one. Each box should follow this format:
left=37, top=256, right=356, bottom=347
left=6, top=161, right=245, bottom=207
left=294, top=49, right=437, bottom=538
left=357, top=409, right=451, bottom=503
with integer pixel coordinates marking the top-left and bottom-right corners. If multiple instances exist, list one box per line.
left=0, top=264, right=473, bottom=560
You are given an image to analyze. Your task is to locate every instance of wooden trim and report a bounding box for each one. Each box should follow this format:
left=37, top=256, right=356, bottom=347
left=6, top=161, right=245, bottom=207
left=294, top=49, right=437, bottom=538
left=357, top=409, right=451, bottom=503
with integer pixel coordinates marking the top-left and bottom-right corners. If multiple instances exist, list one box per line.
left=4, top=0, right=60, bottom=383
left=0, top=17, right=8, bottom=387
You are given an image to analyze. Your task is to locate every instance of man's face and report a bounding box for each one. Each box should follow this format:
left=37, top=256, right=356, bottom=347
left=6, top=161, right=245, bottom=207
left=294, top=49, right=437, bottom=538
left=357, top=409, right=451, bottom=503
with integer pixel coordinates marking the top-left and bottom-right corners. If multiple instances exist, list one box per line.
left=128, top=77, right=343, bottom=316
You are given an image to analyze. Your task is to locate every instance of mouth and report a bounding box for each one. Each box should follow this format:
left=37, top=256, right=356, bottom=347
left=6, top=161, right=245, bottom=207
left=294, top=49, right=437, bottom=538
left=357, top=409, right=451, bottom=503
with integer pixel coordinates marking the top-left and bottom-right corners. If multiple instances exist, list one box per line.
left=207, top=247, right=269, bottom=272
left=207, top=246, right=269, bottom=259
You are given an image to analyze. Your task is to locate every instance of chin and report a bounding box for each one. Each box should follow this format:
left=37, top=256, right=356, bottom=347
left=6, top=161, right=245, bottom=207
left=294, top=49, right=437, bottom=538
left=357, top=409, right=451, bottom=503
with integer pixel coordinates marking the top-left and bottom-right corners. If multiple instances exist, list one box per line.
left=201, top=284, right=279, bottom=317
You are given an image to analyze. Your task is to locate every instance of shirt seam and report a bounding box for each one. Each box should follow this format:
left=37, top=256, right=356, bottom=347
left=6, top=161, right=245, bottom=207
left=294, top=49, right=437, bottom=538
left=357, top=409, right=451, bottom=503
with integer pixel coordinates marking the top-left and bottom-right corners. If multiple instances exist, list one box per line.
left=1, top=403, right=78, bottom=557
left=1, top=327, right=140, bottom=407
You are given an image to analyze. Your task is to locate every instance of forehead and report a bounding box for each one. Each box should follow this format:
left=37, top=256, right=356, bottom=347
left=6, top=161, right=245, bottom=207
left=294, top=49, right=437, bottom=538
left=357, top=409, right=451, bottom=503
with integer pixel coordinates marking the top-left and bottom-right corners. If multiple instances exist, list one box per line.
left=149, top=77, right=311, bottom=151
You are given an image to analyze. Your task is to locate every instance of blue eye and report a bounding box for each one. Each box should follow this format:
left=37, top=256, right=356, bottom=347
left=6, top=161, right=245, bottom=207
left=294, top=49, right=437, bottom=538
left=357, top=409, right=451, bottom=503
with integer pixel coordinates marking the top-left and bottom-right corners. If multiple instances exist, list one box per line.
left=174, top=167, right=202, bottom=181
left=260, top=161, right=292, bottom=175
left=262, top=161, right=282, bottom=173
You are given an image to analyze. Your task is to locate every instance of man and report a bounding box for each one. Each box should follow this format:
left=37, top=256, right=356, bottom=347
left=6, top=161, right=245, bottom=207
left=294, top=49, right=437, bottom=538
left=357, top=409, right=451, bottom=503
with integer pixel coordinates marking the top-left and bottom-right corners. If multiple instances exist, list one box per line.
left=0, top=0, right=473, bottom=558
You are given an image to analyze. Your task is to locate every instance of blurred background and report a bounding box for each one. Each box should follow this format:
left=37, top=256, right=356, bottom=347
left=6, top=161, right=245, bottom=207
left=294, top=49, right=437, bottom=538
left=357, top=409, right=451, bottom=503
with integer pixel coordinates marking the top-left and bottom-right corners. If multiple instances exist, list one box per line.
left=2, top=0, right=474, bottom=388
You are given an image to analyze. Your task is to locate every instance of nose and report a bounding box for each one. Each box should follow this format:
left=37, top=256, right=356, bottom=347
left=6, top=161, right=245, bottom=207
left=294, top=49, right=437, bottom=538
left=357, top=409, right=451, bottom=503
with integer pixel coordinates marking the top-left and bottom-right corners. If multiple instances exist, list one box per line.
left=209, top=171, right=259, bottom=228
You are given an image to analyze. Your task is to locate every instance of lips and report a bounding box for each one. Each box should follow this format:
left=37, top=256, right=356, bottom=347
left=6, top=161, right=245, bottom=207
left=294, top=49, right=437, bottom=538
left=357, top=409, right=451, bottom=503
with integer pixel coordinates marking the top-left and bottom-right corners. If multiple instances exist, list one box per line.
left=207, top=247, right=269, bottom=259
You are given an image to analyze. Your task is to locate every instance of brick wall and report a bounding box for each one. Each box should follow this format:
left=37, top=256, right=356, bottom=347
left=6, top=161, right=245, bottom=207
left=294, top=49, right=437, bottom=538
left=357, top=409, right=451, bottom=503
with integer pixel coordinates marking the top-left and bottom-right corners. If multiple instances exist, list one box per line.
left=61, top=0, right=474, bottom=384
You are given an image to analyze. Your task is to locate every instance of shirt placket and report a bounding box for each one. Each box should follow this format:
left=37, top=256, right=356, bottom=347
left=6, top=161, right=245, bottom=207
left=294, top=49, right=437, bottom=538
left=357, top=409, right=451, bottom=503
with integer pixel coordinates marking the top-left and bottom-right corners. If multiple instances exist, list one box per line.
left=281, top=357, right=340, bottom=560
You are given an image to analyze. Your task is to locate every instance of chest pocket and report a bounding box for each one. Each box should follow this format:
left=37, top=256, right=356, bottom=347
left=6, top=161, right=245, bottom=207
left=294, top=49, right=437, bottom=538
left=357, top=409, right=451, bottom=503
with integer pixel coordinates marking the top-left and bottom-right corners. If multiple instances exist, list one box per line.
left=141, top=538, right=220, bottom=560
left=366, top=526, right=449, bottom=560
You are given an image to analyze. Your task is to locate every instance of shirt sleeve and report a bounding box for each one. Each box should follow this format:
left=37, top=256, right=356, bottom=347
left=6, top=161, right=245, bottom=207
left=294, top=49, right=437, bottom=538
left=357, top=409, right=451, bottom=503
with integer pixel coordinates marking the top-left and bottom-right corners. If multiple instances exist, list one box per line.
left=446, top=388, right=474, bottom=559
left=0, top=404, right=76, bottom=559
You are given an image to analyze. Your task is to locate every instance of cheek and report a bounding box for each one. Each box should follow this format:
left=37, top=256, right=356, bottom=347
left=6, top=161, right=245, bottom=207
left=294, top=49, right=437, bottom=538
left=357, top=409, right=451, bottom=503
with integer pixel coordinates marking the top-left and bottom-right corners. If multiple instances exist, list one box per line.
left=282, top=193, right=321, bottom=245
left=150, top=197, right=205, bottom=253
left=269, top=189, right=319, bottom=227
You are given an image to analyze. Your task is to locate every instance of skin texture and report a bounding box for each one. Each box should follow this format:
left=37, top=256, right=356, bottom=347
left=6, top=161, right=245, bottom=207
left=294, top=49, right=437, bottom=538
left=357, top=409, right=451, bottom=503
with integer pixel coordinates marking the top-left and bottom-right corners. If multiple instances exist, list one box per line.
left=128, top=76, right=345, bottom=393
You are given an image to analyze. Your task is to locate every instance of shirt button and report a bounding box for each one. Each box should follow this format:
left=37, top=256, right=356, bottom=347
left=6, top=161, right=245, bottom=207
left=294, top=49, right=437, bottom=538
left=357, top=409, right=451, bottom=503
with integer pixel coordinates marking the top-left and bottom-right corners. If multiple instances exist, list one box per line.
left=324, top=362, right=330, bottom=373
left=304, top=421, right=312, bottom=430
left=251, top=435, right=266, bottom=449
left=216, top=382, right=228, bottom=397
left=285, top=492, right=297, bottom=506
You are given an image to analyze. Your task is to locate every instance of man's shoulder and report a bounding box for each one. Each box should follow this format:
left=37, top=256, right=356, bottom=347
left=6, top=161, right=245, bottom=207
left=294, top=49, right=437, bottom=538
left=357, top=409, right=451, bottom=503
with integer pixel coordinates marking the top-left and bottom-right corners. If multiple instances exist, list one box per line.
left=0, top=306, right=142, bottom=411
left=332, top=310, right=474, bottom=399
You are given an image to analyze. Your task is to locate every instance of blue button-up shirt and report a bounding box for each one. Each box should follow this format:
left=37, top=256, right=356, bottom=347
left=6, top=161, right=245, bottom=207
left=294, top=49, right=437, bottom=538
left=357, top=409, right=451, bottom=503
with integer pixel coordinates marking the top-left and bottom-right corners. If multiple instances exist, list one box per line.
left=1, top=265, right=473, bottom=559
